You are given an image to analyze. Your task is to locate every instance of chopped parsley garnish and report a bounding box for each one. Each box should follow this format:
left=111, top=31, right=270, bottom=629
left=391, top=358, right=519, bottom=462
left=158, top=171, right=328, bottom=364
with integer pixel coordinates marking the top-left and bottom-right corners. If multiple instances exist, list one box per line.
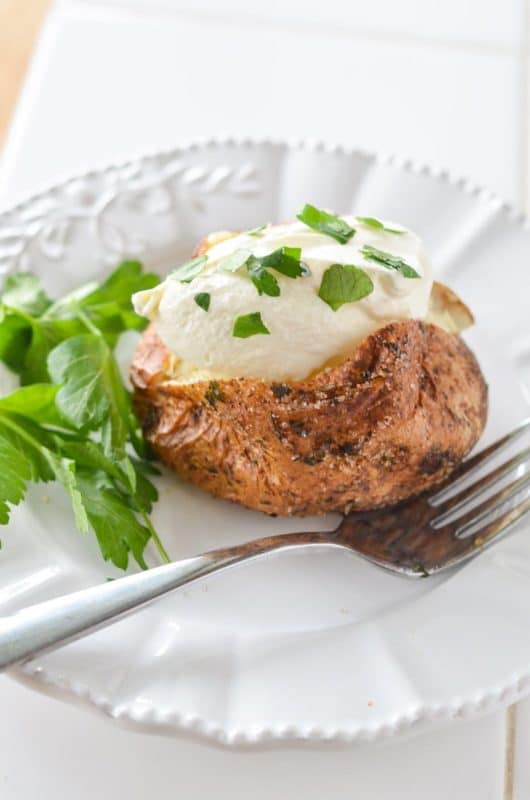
left=356, top=216, right=405, bottom=235
left=297, top=204, right=355, bottom=244
left=170, top=255, right=207, bottom=283
left=194, top=292, right=210, bottom=311
left=232, top=312, right=270, bottom=338
left=218, top=249, right=252, bottom=273
left=260, top=247, right=307, bottom=278
left=246, top=257, right=280, bottom=297
left=318, top=264, right=374, bottom=311
left=360, top=244, right=420, bottom=278
left=218, top=246, right=309, bottom=299
left=247, top=225, right=267, bottom=238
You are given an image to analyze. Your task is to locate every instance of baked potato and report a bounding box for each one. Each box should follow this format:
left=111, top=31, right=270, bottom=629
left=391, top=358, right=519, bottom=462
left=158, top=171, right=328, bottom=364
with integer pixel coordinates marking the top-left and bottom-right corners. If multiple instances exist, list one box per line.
left=131, top=216, right=488, bottom=516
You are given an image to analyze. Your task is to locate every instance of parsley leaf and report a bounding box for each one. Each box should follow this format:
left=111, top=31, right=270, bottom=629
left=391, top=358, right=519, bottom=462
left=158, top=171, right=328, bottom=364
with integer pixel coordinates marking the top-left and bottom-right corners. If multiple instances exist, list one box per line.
left=0, top=411, right=85, bottom=533
left=75, top=471, right=151, bottom=570
left=246, top=246, right=310, bottom=296
left=318, top=264, right=374, bottom=311
left=48, top=333, right=130, bottom=455
left=78, top=261, right=158, bottom=307
left=0, top=413, right=56, bottom=484
left=247, top=225, right=267, bottom=238
left=356, top=217, right=405, bottom=235
left=54, top=457, right=90, bottom=534
left=1, top=273, right=52, bottom=316
left=360, top=244, right=420, bottom=278
left=169, top=255, right=207, bottom=283
left=246, top=257, right=280, bottom=297
left=129, top=460, right=159, bottom=514
left=0, top=312, right=31, bottom=372
left=297, top=204, right=355, bottom=244
left=217, top=246, right=309, bottom=299
left=0, top=384, right=67, bottom=427
left=260, top=247, right=307, bottom=278
left=218, top=249, right=251, bottom=273
left=22, top=319, right=83, bottom=385
left=194, top=292, right=211, bottom=312
left=0, top=426, right=35, bottom=524
left=233, top=312, right=270, bottom=338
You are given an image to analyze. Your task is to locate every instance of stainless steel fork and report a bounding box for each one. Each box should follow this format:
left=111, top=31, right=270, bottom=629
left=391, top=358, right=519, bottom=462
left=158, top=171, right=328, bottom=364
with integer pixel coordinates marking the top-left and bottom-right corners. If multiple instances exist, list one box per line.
left=1, top=419, right=529, bottom=671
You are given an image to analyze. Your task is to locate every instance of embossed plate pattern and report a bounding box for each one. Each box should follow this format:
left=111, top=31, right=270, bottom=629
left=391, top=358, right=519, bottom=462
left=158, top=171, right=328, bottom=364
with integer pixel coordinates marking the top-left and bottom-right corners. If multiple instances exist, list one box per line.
left=0, top=138, right=529, bottom=747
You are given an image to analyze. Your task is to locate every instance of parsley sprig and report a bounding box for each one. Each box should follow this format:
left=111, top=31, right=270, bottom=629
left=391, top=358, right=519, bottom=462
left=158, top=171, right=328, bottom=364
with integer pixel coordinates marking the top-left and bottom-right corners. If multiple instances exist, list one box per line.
left=0, top=262, right=170, bottom=570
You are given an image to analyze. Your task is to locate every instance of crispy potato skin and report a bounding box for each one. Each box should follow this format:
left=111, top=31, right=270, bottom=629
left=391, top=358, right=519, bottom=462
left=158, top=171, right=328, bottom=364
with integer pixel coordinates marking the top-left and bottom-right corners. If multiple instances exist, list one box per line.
left=131, top=321, right=488, bottom=516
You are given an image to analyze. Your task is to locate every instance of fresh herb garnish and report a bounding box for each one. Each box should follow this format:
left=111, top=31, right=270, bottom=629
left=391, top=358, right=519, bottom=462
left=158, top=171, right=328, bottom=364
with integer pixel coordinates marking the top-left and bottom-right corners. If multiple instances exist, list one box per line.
left=0, top=262, right=158, bottom=384
left=248, top=247, right=309, bottom=296
left=218, top=249, right=251, bottom=273
left=246, top=257, right=280, bottom=297
left=318, top=264, right=374, bottom=311
left=0, top=262, right=170, bottom=570
left=297, top=204, right=355, bottom=244
left=218, top=246, right=309, bottom=298
left=356, top=217, right=405, bottom=235
left=48, top=334, right=131, bottom=452
left=194, top=292, right=211, bottom=312
left=232, top=312, right=270, bottom=338
left=260, top=247, right=307, bottom=278
left=170, top=255, right=207, bottom=283
left=1, top=273, right=52, bottom=316
left=247, top=225, right=267, bottom=238
left=360, top=244, right=420, bottom=278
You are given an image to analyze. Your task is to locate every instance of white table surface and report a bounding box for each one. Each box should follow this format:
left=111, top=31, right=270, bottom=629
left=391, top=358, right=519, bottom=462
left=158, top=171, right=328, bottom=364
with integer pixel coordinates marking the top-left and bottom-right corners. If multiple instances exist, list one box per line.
left=0, top=1, right=529, bottom=797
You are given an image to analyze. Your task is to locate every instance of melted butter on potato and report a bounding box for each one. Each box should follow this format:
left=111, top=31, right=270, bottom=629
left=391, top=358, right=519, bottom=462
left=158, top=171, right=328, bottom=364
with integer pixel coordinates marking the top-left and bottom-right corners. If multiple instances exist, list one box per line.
left=134, top=217, right=473, bottom=383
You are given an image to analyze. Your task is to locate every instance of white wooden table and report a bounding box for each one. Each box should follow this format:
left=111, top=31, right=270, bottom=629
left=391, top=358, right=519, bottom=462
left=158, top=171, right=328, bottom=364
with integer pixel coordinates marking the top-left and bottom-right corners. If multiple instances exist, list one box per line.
left=0, top=1, right=529, bottom=796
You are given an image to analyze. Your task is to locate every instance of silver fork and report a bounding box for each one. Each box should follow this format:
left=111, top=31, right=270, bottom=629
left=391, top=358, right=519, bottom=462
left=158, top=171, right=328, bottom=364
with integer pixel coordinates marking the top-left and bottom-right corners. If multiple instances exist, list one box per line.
left=1, top=419, right=529, bottom=671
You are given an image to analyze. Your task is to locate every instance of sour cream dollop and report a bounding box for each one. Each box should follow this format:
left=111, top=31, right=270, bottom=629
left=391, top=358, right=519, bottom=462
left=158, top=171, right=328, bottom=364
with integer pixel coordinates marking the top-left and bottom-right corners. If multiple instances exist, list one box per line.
left=133, top=216, right=433, bottom=382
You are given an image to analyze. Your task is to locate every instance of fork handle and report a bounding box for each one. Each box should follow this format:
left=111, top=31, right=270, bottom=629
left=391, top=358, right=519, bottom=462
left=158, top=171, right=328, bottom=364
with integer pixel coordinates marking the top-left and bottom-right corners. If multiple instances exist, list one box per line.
left=0, top=530, right=327, bottom=671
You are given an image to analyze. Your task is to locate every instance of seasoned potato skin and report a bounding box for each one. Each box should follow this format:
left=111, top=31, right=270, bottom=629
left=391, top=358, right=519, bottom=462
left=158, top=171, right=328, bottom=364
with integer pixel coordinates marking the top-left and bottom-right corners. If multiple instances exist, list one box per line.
left=131, top=320, right=488, bottom=516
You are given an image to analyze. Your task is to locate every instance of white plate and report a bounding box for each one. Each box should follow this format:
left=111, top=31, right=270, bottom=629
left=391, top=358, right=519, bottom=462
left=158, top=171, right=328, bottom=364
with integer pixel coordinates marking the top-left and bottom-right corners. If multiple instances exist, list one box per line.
left=0, top=138, right=529, bottom=747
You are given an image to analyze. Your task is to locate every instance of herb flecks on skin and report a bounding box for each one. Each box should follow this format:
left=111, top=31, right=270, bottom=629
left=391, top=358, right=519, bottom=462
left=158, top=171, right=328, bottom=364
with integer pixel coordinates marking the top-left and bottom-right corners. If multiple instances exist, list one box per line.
left=233, top=312, right=270, bottom=338
left=356, top=217, right=406, bottom=235
left=194, top=292, right=211, bottom=312
left=318, top=264, right=374, bottom=311
left=0, top=262, right=169, bottom=570
left=271, top=383, right=292, bottom=399
left=205, top=381, right=225, bottom=406
left=297, top=204, right=355, bottom=244
left=360, top=244, right=420, bottom=279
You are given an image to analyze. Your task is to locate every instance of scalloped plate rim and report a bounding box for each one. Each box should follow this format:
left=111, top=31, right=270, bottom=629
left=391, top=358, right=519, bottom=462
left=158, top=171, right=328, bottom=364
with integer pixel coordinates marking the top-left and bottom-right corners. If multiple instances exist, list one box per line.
left=1, top=135, right=529, bottom=748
